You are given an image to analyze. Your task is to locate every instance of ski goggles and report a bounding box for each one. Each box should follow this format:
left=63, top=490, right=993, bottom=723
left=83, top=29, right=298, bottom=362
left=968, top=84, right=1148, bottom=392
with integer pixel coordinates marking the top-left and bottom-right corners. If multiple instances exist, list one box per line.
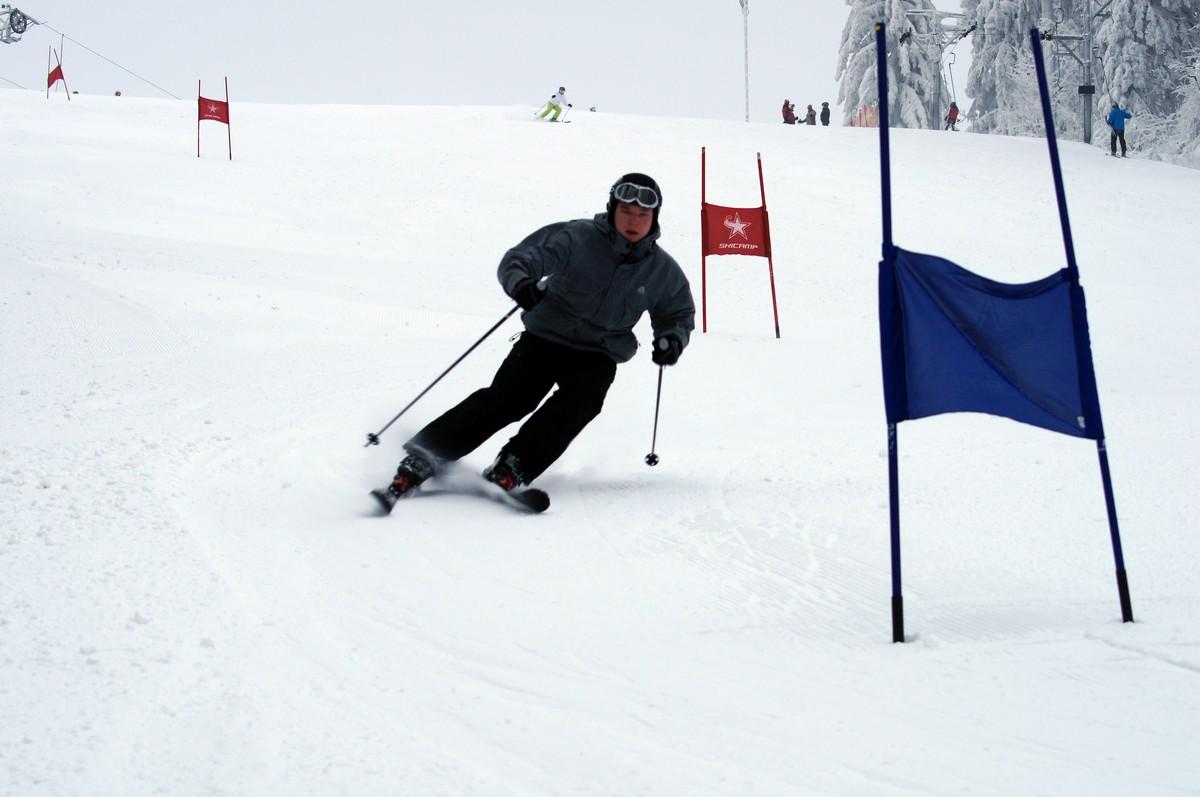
left=610, top=182, right=660, bottom=209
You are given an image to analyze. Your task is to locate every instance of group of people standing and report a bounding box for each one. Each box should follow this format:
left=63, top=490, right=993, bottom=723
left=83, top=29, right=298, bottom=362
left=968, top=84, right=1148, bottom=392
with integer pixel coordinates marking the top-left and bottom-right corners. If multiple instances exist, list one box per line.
left=782, top=100, right=830, bottom=126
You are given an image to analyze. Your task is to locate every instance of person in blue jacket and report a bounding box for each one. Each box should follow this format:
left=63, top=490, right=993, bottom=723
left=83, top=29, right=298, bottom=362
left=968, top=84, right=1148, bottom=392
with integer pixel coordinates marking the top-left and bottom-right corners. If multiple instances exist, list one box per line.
left=1107, top=102, right=1132, bottom=157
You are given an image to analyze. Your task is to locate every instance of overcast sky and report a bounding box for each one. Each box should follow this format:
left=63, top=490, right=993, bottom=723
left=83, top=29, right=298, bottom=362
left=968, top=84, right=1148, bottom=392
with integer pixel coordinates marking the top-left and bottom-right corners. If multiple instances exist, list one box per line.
left=2, top=1, right=967, bottom=122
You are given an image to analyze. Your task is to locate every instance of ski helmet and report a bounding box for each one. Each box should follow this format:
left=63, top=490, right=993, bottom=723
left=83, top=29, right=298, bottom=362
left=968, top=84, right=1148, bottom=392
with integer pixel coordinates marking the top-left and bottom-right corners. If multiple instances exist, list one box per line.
left=607, top=173, right=662, bottom=233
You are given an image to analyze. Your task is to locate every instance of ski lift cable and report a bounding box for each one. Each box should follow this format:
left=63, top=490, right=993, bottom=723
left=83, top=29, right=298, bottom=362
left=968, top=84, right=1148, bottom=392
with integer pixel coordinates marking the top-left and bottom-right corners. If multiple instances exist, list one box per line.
left=1, top=73, right=29, bottom=89
left=37, top=21, right=181, bottom=99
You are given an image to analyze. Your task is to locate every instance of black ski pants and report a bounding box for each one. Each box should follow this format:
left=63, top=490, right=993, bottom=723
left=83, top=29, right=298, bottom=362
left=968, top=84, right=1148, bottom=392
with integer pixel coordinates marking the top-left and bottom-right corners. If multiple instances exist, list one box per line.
left=1111, top=128, right=1127, bottom=156
left=407, top=333, right=617, bottom=483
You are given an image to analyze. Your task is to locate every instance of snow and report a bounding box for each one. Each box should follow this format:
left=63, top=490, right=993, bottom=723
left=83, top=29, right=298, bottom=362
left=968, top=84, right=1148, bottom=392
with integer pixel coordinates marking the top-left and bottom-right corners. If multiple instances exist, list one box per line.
left=3, top=90, right=1199, bottom=794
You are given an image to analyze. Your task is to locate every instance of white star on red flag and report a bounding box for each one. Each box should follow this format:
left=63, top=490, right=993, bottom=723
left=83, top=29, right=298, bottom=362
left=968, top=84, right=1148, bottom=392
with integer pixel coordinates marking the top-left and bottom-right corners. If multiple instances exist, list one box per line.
left=723, top=212, right=751, bottom=240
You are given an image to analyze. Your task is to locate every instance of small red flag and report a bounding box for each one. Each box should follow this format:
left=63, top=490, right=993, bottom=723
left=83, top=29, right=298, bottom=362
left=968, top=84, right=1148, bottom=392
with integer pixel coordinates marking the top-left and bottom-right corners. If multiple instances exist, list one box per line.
left=701, top=203, right=769, bottom=257
left=47, top=64, right=64, bottom=89
left=198, top=96, right=230, bottom=124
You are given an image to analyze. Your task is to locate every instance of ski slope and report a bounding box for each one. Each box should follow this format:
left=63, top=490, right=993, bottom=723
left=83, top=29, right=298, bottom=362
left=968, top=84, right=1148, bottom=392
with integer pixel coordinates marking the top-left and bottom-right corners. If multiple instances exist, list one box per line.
left=2, top=90, right=1199, bottom=794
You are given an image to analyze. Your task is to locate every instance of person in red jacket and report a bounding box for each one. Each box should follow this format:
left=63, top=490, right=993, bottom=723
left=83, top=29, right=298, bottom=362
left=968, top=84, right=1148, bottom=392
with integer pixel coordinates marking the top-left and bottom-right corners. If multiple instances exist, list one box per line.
left=944, top=101, right=960, bottom=131
left=781, top=99, right=797, bottom=124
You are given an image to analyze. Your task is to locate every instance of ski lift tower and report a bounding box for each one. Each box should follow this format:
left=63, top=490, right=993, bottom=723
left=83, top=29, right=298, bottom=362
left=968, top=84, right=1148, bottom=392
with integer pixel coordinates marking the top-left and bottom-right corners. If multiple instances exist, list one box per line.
left=901, top=8, right=975, bottom=129
left=739, top=0, right=749, bottom=123
left=0, top=4, right=38, bottom=45
left=1038, top=1, right=1114, bottom=144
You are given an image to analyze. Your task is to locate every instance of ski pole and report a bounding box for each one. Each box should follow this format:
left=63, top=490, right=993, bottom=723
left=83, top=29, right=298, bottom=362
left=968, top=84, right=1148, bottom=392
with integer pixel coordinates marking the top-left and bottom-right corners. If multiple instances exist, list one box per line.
left=644, top=366, right=664, bottom=466
left=364, top=304, right=521, bottom=447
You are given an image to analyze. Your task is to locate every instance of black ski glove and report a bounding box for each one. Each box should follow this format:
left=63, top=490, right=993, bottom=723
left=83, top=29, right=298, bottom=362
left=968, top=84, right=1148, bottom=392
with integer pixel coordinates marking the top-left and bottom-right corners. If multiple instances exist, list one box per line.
left=511, top=279, right=544, bottom=311
left=651, top=334, right=683, bottom=366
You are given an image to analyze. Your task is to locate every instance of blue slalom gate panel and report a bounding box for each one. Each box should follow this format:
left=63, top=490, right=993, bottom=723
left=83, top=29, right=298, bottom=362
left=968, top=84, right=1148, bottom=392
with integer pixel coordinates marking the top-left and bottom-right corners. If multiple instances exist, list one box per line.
left=879, top=247, right=1103, bottom=440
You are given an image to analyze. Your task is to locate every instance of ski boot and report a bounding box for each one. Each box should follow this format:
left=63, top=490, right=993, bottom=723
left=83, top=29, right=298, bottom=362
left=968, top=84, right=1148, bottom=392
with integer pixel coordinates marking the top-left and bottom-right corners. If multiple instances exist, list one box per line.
left=371, top=451, right=436, bottom=514
left=483, top=450, right=528, bottom=492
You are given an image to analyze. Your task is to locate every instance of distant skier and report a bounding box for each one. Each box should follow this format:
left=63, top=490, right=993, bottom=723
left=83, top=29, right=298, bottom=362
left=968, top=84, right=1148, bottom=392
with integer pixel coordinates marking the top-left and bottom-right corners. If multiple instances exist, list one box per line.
left=1107, top=102, right=1132, bottom=157
left=782, top=99, right=797, bottom=124
left=537, top=86, right=572, bottom=122
left=819, top=101, right=830, bottom=126
left=944, top=101, right=960, bottom=131
left=802, top=104, right=817, bottom=125
left=373, top=173, right=695, bottom=509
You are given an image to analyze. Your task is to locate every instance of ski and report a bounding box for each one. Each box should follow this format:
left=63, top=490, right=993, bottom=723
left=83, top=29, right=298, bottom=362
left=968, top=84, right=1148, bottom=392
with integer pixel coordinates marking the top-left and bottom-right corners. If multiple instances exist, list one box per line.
left=369, top=477, right=550, bottom=516
left=486, top=482, right=551, bottom=513
left=369, top=487, right=406, bottom=516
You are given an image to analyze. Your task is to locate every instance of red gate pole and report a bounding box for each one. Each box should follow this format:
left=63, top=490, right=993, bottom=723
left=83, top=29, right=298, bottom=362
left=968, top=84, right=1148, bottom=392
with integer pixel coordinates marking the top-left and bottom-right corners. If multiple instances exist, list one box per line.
left=224, top=77, right=232, bottom=161
left=45, top=46, right=50, bottom=100
left=758, top=152, right=781, bottom=338
left=197, top=80, right=201, bottom=158
left=700, top=146, right=709, bottom=333
left=57, top=42, right=69, bottom=100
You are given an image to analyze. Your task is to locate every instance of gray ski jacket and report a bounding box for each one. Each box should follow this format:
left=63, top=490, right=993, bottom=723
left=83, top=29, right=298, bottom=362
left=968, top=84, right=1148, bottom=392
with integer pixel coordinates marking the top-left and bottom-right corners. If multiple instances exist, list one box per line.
left=497, top=213, right=695, bottom=364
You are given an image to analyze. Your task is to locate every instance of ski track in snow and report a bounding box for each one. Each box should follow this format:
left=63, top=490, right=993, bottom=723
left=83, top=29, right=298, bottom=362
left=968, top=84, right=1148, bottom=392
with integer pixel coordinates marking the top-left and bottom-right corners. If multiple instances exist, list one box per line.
left=3, top=91, right=1200, bottom=794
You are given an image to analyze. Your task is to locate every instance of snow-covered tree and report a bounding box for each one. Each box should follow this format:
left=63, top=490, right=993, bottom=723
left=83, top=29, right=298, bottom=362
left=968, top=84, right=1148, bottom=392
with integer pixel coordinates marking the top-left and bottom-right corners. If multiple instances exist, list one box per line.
left=1118, top=49, right=1200, bottom=167
left=889, top=0, right=944, bottom=128
left=1166, top=61, right=1200, bottom=166
left=837, top=0, right=888, bottom=124
left=835, top=0, right=943, bottom=129
left=1096, top=0, right=1198, bottom=116
left=962, top=0, right=1046, bottom=136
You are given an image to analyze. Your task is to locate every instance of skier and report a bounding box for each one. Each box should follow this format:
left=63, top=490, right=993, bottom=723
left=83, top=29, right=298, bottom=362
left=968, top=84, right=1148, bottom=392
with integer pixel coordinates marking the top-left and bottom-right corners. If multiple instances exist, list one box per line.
left=819, top=101, right=830, bottom=126
left=944, top=101, right=960, bottom=131
left=782, top=99, right=797, bottom=124
left=537, top=86, right=572, bottom=122
left=802, top=104, right=817, bottom=125
left=375, top=173, right=695, bottom=507
left=1107, top=102, right=1132, bottom=157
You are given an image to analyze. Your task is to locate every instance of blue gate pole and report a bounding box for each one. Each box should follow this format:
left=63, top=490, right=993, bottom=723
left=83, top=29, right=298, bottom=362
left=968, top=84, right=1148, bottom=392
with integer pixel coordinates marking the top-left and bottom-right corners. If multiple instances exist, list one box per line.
left=876, top=24, right=894, bottom=263
left=888, top=423, right=904, bottom=642
left=1029, top=29, right=1079, bottom=282
left=875, top=23, right=904, bottom=643
left=1098, top=440, right=1134, bottom=621
left=1030, top=29, right=1133, bottom=623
